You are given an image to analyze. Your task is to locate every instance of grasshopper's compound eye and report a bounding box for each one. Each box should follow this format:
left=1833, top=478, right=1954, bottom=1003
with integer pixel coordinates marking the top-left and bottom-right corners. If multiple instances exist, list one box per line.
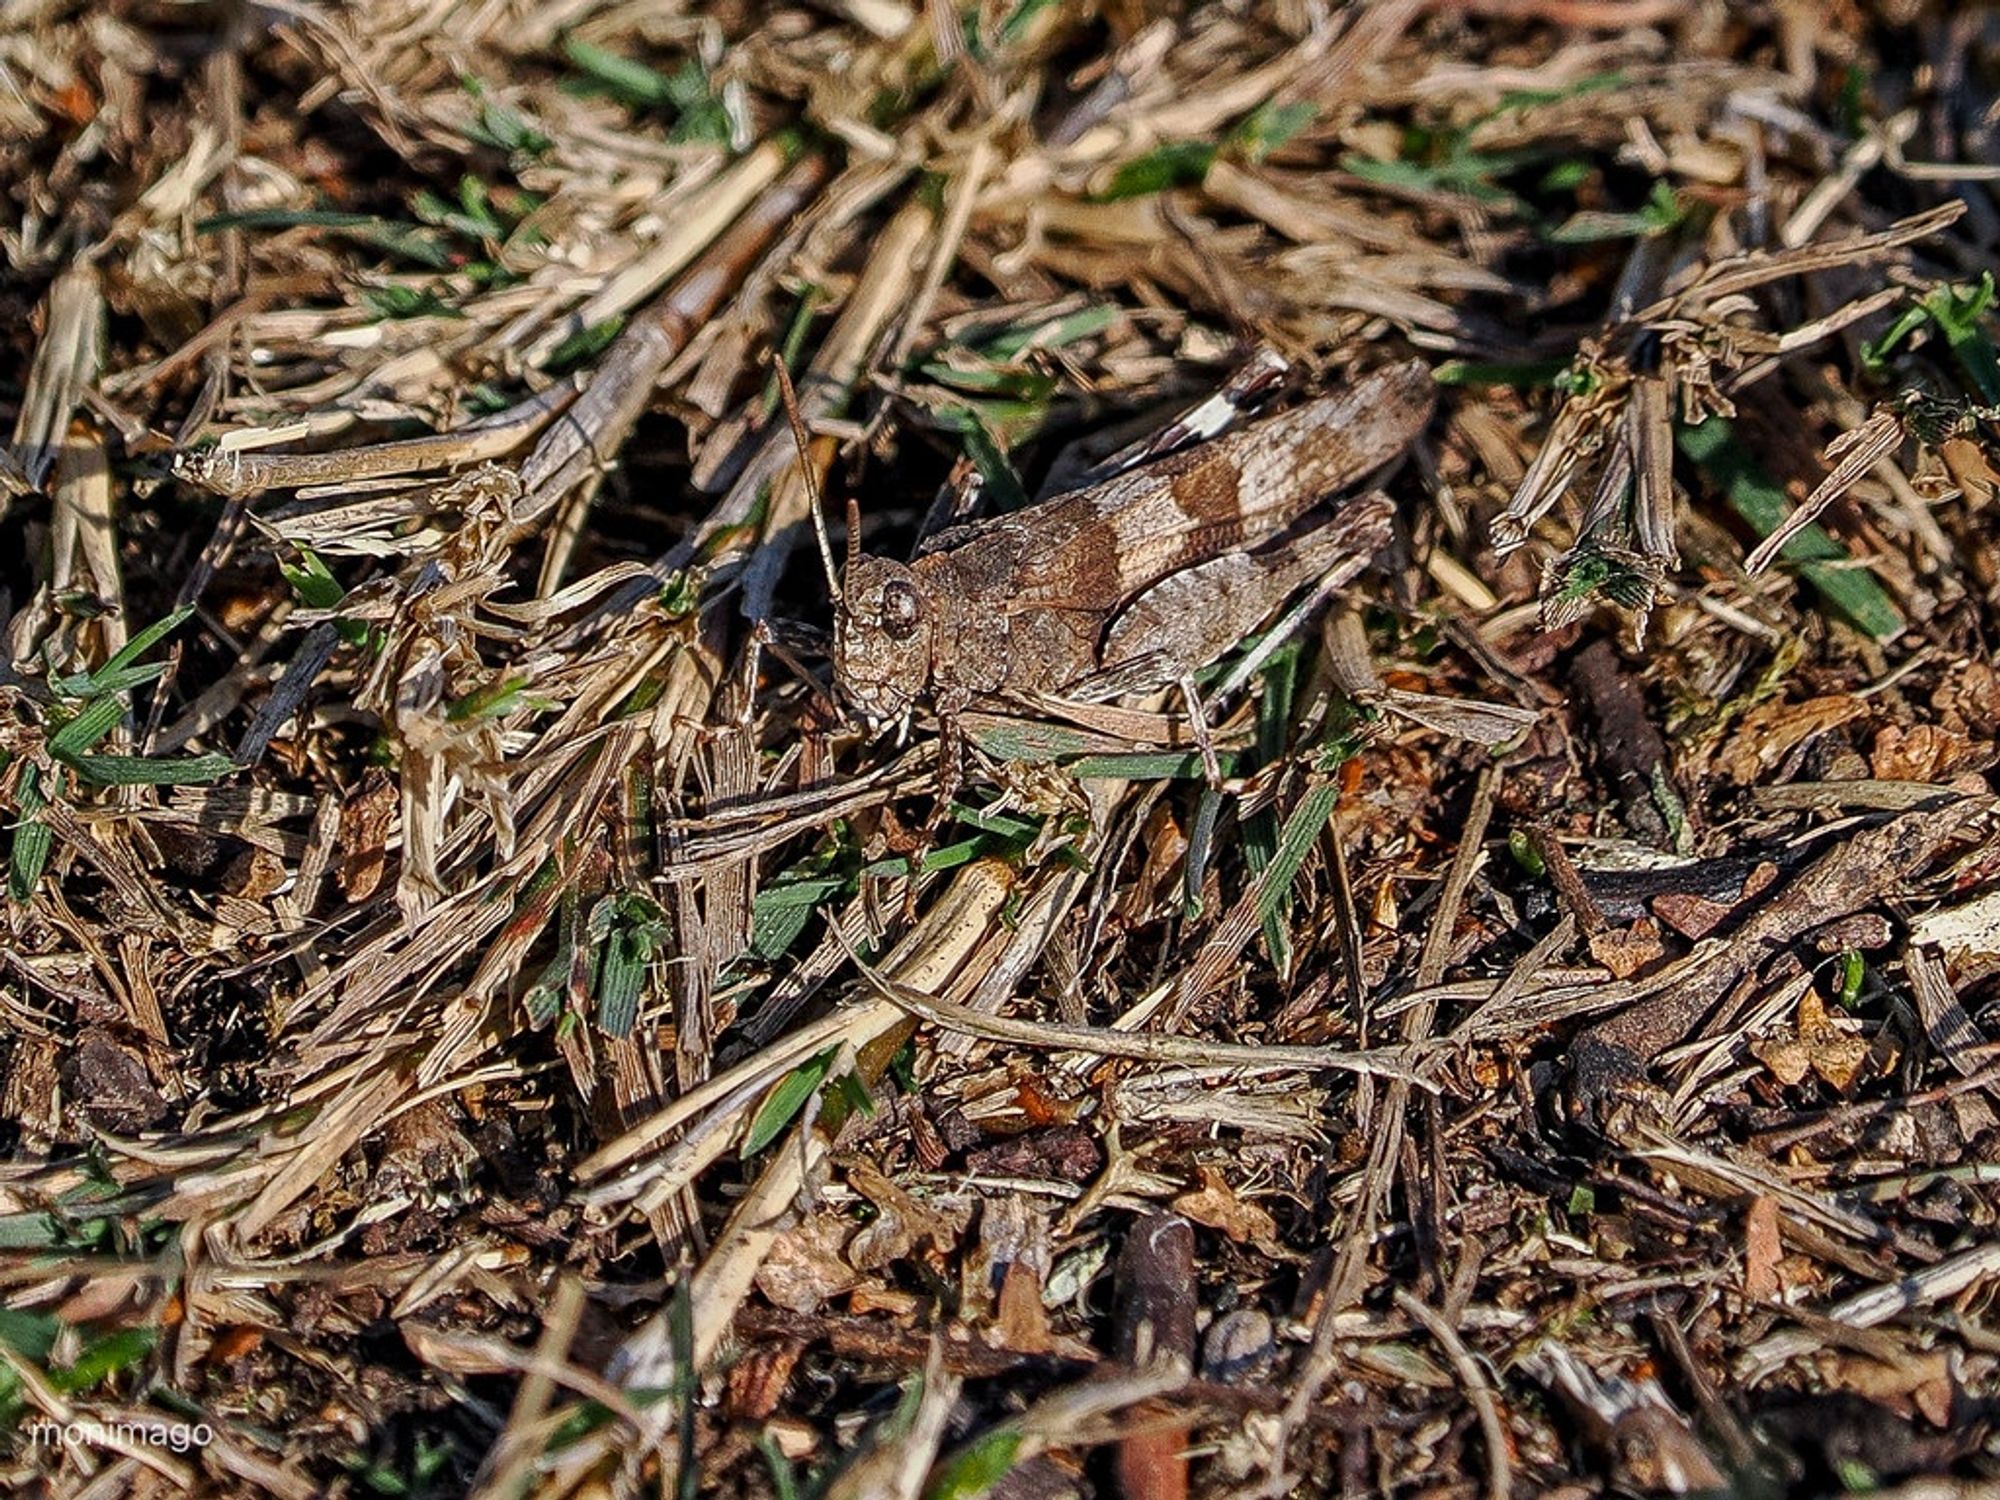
left=880, top=579, right=923, bottom=640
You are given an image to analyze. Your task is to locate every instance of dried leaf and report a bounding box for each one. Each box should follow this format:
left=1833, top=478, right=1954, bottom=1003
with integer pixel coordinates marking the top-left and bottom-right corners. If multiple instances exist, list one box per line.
left=1172, top=1167, right=1281, bottom=1252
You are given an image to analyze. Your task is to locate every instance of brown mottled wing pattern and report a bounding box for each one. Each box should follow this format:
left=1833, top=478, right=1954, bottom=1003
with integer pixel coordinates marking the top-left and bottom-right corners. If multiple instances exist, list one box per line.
left=1093, top=492, right=1396, bottom=686
left=948, top=359, right=1433, bottom=612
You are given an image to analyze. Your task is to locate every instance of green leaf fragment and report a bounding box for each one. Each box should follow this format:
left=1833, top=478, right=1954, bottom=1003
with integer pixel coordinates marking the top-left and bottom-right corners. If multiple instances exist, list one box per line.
left=0, top=1309, right=60, bottom=1363
left=742, top=1048, right=838, bottom=1158
left=546, top=317, right=626, bottom=371
left=1340, top=151, right=1517, bottom=206
left=1068, top=751, right=1237, bottom=780
left=1923, top=274, right=2000, bottom=405
left=925, top=1427, right=1024, bottom=1500
left=977, top=302, right=1119, bottom=361
left=52, top=607, right=193, bottom=698
left=921, top=354, right=1060, bottom=400
left=863, top=834, right=991, bottom=881
left=947, top=803, right=1041, bottom=839
left=953, top=414, right=1030, bottom=514
left=1254, top=782, right=1340, bottom=963
left=471, top=100, right=552, bottom=156
left=1495, top=70, right=1628, bottom=111
left=1539, top=159, right=1592, bottom=192
left=588, top=893, right=667, bottom=1038
left=1245, top=650, right=1299, bottom=964
left=0, top=1212, right=65, bottom=1248
left=1838, top=949, right=1866, bottom=1009
left=1232, top=99, right=1317, bottom=161
left=197, top=210, right=452, bottom=268
left=68, top=753, right=236, bottom=787
left=1094, top=141, right=1217, bottom=201
left=1547, top=180, right=1683, bottom=243
left=758, top=1431, right=801, bottom=1500
left=926, top=397, right=1054, bottom=450
left=361, top=284, right=464, bottom=321
left=47, top=695, right=126, bottom=760
left=49, top=1328, right=155, bottom=1393
left=990, top=0, right=1061, bottom=49
left=560, top=40, right=731, bottom=144
left=447, top=675, right=547, bottom=722
left=752, top=875, right=846, bottom=962
left=282, top=548, right=345, bottom=610
left=1434, top=358, right=1572, bottom=389
left=561, top=38, right=681, bottom=107
left=9, top=764, right=52, bottom=901
left=828, top=1070, right=876, bottom=1122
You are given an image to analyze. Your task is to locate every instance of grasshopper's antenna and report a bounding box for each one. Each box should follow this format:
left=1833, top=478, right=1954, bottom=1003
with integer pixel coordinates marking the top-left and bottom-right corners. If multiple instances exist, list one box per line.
left=770, top=351, right=842, bottom=606
left=846, top=497, right=862, bottom=578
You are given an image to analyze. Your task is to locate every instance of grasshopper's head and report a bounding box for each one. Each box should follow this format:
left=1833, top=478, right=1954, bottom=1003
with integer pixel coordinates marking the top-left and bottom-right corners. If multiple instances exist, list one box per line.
left=834, top=556, right=935, bottom=723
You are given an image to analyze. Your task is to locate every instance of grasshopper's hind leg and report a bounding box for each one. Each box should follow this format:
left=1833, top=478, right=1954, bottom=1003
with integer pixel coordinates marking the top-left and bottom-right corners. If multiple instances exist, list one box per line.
left=1097, top=495, right=1393, bottom=683
left=1088, top=495, right=1395, bottom=753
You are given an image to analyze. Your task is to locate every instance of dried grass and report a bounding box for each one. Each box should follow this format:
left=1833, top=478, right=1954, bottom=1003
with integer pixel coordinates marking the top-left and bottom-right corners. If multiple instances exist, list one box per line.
left=2, top=3, right=2000, bottom=1496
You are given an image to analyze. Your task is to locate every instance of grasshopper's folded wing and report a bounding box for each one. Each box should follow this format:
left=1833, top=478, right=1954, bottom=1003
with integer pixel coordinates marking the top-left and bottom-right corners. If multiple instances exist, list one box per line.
left=984, top=360, right=1430, bottom=614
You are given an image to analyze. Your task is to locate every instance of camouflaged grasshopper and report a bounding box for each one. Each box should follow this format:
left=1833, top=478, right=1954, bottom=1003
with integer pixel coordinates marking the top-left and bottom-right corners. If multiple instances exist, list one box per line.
left=819, top=358, right=1435, bottom=767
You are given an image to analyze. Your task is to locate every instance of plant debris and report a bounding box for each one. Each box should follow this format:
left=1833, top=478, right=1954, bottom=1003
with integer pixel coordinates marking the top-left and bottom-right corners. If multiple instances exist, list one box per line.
left=3, top=3, right=2000, bottom=1497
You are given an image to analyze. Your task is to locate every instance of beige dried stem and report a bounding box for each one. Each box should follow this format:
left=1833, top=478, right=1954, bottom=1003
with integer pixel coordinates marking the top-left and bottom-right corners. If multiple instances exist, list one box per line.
left=49, top=420, right=126, bottom=673
left=514, top=153, right=833, bottom=528
left=522, top=137, right=799, bottom=371
left=1743, top=404, right=1906, bottom=576
left=172, top=381, right=580, bottom=499
left=541, top=859, right=1020, bottom=1494
left=10, top=263, right=103, bottom=497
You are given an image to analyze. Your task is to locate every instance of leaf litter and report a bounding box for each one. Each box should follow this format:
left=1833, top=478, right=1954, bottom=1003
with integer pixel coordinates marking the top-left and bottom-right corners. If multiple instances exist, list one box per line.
left=2, top=3, right=2000, bottom=1497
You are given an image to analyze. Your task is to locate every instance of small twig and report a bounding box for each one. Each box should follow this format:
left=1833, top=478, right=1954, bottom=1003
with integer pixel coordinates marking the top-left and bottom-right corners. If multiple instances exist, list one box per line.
left=1741, top=1240, right=2000, bottom=1382
left=1525, top=827, right=1608, bottom=937
left=836, top=926, right=1436, bottom=1085
left=173, top=378, right=580, bottom=497
left=1395, top=1289, right=1513, bottom=1500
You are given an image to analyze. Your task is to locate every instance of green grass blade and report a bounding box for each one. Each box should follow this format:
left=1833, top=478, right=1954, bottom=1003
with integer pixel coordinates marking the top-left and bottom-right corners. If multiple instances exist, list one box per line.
left=8, top=763, right=51, bottom=901
left=46, top=695, right=126, bottom=761
left=1254, top=782, right=1341, bottom=964
left=68, top=753, right=236, bottom=786
left=741, top=1048, right=838, bottom=1159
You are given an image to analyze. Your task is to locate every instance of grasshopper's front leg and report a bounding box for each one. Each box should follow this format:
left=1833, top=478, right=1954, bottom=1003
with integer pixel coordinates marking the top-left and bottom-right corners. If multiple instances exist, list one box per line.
left=927, top=697, right=969, bottom=842
left=888, top=697, right=970, bottom=923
